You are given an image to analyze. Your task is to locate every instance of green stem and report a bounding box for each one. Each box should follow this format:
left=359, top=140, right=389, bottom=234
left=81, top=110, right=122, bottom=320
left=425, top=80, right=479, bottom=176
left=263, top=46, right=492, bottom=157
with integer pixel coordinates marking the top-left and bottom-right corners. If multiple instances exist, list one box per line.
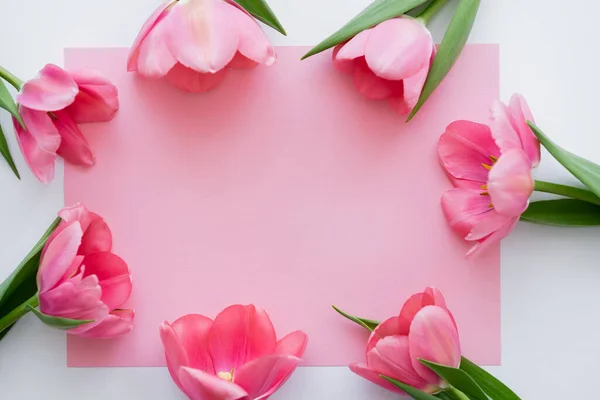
left=448, top=387, right=470, bottom=400
left=0, top=65, right=23, bottom=91
left=0, top=294, right=38, bottom=334
left=417, top=0, right=449, bottom=24
left=534, top=180, right=600, bottom=207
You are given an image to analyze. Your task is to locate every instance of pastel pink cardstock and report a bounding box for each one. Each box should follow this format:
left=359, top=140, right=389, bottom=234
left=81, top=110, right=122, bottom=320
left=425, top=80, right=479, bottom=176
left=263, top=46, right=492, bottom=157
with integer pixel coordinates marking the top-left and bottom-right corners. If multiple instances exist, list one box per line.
left=64, top=46, right=500, bottom=367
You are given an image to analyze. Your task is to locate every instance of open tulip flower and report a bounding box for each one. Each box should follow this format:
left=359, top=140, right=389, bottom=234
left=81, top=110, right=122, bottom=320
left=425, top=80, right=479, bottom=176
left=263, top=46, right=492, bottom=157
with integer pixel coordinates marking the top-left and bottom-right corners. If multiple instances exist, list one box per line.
left=128, top=0, right=276, bottom=93
left=349, top=287, right=461, bottom=394
left=13, top=64, right=118, bottom=184
left=160, top=304, right=307, bottom=400
left=438, top=94, right=540, bottom=256
left=332, top=16, right=435, bottom=115
left=35, top=203, right=134, bottom=338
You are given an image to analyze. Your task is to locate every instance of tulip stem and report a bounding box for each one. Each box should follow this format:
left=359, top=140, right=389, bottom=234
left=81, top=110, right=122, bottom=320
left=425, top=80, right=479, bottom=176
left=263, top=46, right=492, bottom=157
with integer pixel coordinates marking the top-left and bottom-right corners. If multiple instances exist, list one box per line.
left=0, top=294, right=38, bottom=335
left=417, top=0, right=449, bottom=24
left=534, top=180, right=600, bottom=206
left=448, top=387, right=470, bottom=400
left=0, top=65, right=23, bottom=91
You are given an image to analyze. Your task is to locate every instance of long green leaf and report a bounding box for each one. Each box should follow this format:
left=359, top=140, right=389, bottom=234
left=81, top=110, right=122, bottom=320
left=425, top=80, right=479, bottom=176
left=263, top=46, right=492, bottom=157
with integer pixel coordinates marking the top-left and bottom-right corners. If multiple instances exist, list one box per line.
left=381, top=375, right=440, bottom=400
left=0, top=124, right=20, bottom=179
left=27, top=305, right=92, bottom=330
left=302, top=0, right=429, bottom=59
left=420, top=359, right=488, bottom=400
left=521, top=199, right=600, bottom=226
left=459, top=357, right=521, bottom=400
left=0, top=79, right=23, bottom=128
left=332, top=305, right=379, bottom=332
left=407, top=0, right=480, bottom=121
left=234, top=0, right=286, bottom=35
left=529, top=122, right=600, bottom=199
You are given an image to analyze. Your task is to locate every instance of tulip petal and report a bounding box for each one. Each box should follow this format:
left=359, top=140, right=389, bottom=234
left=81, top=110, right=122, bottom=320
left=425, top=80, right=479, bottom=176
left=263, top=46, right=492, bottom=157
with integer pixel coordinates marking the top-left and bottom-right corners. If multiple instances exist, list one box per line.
left=178, top=367, right=248, bottom=400
left=171, top=314, right=215, bottom=373
left=19, top=107, right=61, bottom=152
left=208, top=304, right=276, bottom=373
left=508, top=94, right=540, bottom=167
left=17, top=64, right=78, bottom=111
left=160, top=322, right=191, bottom=390
left=438, top=120, right=500, bottom=186
left=333, top=29, right=371, bottom=73
left=441, top=188, right=494, bottom=239
left=166, top=63, right=227, bottom=93
left=368, top=335, right=430, bottom=388
left=349, top=363, right=402, bottom=393
left=228, top=52, right=259, bottom=69
left=53, top=110, right=95, bottom=166
left=235, top=354, right=301, bottom=400
left=487, top=149, right=534, bottom=217
left=81, top=252, right=132, bottom=310
left=136, top=10, right=178, bottom=78
left=366, top=316, right=403, bottom=353
left=128, top=0, right=176, bottom=72
left=76, top=309, right=134, bottom=338
left=353, top=58, right=399, bottom=101
left=466, top=209, right=514, bottom=241
left=274, top=331, right=308, bottom=357
left=409, top=306, right=461, bottom=384
left=66, top=69, right=119, bottom=123
left=397, top=291, right=435, bottom=332
left=80, top=214, right=112, bottom=255
left=228, top=2, right=276, bottom=66
left=393, top=52, right=432, bottom=113
left=365, top=17, right=433, bottom=81
left=37, top=222, right=83, bottom=294
left=466, top=217, right=518, bottom=258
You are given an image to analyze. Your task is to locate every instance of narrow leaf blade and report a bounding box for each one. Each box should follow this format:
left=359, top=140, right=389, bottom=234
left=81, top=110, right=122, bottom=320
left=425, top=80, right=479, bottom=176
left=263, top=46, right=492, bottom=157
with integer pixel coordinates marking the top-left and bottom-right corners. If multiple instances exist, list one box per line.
left=419, top=359, right=488, bottom=400
left=302, top=0, right=429, bottom=59
left=459, top=357, right=521, bottom=400
left=27, top=305, right=92, bottom=330
left=529, top=122, right=600, bottom=199
left=234, top=0, right=286, bottom=35
left=332, top=305, right=379, bottom=331
left=380, top=375, right=440, bottom=400
left=0, top=124, right=20, bottom=179
left=521, top=199, right=600, bottom=226
left=0, top=79, right=23, bottom=127
left=407, top=0, right=481, bottom=120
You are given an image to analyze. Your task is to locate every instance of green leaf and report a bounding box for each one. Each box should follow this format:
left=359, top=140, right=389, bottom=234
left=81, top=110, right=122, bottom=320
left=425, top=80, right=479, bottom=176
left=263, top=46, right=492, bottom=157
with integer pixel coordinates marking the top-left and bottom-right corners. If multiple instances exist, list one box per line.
left=302, top=0, right=429, bottom=59
left=0, top=79, right=24, bottom=128
left=233, top=0, right=286, bottom=35
left=420, top=359, right=489, bottom=400
left=0, top=218, right=60, bottom=311
left=27, top=305, right=92, bottom=330
left=381, top=375, right=440, bottom=400
left=332, top=305, right=379, bottom=331
left=407, top=0, right=480, bottom=121
left=0, top=124, right=20, bottom=179
left=529, top=121, right=600, bottom=199
left=521, top=199, right=600, bottom=226
left=459, top=357, right=521, bottom=400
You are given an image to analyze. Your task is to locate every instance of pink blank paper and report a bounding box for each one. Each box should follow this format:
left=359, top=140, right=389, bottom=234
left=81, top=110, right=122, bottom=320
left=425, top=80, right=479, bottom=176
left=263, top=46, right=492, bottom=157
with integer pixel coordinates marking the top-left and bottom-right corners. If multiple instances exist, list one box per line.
left=65, top=46, right=500, bottom=367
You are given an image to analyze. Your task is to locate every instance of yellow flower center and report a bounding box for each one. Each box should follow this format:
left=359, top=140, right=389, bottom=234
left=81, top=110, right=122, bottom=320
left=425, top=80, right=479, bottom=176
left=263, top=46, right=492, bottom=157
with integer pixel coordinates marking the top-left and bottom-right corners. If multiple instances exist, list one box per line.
left=217, top=369, right=234, bottom=382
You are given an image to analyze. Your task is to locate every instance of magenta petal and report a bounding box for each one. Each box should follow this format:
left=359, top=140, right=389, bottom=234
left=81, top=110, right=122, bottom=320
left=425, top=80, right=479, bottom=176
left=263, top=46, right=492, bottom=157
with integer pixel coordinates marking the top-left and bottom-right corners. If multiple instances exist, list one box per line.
left=488, top=149, right=534, bottom=217
left=66, top=69, right=119, bottom=123
left=37, top=222, right=83, bottom=294
left=166, top=63, right=227, bottom=93
left=81, top=252, right=132, bottom=310
left=235, top=354, right=301, bottom=400
left=80, top=216, right=112, bottom=255
left=160, top=321, right=191, bottom=391
left=76, top=309, right=134, bottom=338
left=441, top=188, right=495, bottom=239
left=352, top=58, right=396, bottom=100
left=53, top=110, right=95, bottom=166
left=274, top=330, right=308, bottom=357
left=17, top=64, right=78, bottom=111
left=178, top=367, right=248, bottom=400
left=349, top=363, right=403, bottom=393
left=170, top=314, right=215, bottom=373
left=366, top=316, right=403, bottom=353
left=466, top=217, right=519, bottom=258
left=228, top=52, right=259, bottom=69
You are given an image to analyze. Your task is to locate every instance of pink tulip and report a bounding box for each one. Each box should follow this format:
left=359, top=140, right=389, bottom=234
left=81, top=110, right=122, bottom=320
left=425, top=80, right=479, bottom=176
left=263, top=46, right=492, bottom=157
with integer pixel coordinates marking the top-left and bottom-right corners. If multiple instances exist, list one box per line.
left=332, top=16, right=435, bottom=115
left=160, top=305, right=307, bottom=400
left=350, top=287, right=460, bottom=394
left=36, top=203, right=133, bottom=338
left=128, top=0, right=276, bottom=93
left=438, top=94, right=539, bottom=256
left=13, top=64, right=118, bottom=184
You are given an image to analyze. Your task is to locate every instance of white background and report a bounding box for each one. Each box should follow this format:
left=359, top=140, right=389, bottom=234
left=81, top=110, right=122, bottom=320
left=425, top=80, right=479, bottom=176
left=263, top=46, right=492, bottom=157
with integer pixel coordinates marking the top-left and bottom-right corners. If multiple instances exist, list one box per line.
left=0, top=0, right=598, bottom=398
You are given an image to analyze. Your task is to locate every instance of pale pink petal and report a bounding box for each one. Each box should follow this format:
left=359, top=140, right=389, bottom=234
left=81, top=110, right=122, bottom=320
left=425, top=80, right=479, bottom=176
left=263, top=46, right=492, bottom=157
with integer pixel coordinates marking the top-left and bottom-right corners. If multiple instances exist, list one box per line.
left=466, top=217, right=518, bottom=258
left=274, top=331, right=308, bottom=357
left=366, top=316, right=403, bottom=353
left=353, top=58, right=399, bottom=100
left=171, top=314, right=215, bottom=373
left=80, top=215, right=112, bottom=255
left=465, top=210, right=513, bottom=241
left=508, top=94, right=540, bottom=167
left=12, top=113, right=57, bottom=184
left=17, top=64, right=78, bottom=111
left=66, top=69, right=119, bottom=123
left=178, top=367, right=248, bottom=400
left=397, top=292, right=435, bottom=332
left=349, top=363, right=402, bottom=393
left=136, top=9, right=178, bottom=78
left=37, top=222, right=83, bottom=294
left=365, top=17, right=433, bottom=80
left=228, top=52, right=259, bottom=69
left=208, top=304, right=276, bottom=373
left=387, top=60, right=429, bottom=115
left=19, top=107, right=61, bottom=152
left=438, top=120, right=500, bottom=185
left=441, top=188, right=495, bottom=239
left=128, top=0, right=176, bottom=72
left=409, top=306, right=461, bottom=384
left=166, top=63, right=227, bottom=93
left=76, top=309, right=134, bottom=338
left=81, top=252, right=131, bottom=310
left=487, top=149, right=534, bottom=217
left=235, top=354, right=301, bottom=400
left=227, top=1, right=276, bottom=66
left=161, top=321, right=191, bottom=391
left=423, top=287, right=446, bottom=308
left=368, top=335, right=430, bottom=388
left=58, top=203, right=93, bottom=229
left=53, top=110, right=95, bottom=166
left=333, top=29, right=371, bottom=73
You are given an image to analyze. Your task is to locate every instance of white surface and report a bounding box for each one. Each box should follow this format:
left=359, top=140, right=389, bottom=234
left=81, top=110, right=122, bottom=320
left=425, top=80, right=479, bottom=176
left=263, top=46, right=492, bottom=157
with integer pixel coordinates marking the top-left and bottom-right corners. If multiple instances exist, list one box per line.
left=0, top=0, right=598, bottom=398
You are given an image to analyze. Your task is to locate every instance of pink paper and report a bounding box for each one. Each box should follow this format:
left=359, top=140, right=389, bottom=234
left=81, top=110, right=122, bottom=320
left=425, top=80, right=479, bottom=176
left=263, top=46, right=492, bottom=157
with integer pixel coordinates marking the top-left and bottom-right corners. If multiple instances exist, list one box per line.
left=65, top=46, right=500, bottom=367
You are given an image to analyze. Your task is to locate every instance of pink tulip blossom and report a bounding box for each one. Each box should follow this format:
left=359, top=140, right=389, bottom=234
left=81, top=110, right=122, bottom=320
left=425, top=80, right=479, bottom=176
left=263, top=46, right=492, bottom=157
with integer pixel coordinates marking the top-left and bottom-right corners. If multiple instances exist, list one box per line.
left=12, top=64, right=118, bottom=184
left=332, top=16, right=435, bottom=115
left=438, top=94, right=540, bottom=256
left=350, top=287, right=460, bottom=394
left=128, top=0, right=276, bottom=93
left=160, top=304, right=307, bottom=400
left=36, top=203, right=133, bottom=338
